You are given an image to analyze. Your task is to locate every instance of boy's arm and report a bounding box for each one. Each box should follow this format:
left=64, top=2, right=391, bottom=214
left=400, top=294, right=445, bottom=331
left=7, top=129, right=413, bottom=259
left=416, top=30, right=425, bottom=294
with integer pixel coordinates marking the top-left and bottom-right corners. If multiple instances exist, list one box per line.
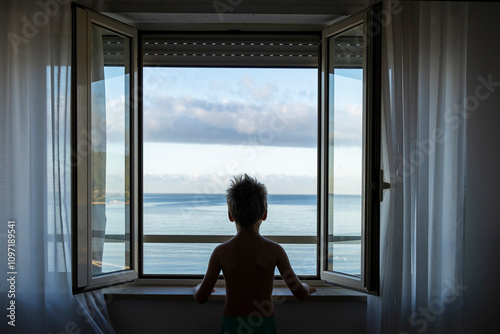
left=276, top=245, right=316, bottom=300
left=194, top=247, right=221, bottom=304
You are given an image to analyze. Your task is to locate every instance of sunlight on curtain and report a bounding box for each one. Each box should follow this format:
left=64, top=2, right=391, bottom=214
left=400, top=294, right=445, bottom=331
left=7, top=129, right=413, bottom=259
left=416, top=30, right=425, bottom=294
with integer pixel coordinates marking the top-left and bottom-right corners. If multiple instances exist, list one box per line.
left=0, top=1, right=111, bottom=333
left=368, top=1, right=468, bottom=333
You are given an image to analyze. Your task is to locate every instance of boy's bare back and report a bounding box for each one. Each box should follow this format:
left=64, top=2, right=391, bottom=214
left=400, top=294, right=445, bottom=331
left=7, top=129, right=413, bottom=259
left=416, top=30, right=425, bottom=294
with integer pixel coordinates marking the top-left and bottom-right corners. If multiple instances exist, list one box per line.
left=194, top=223, right=314, bottom=315
left=217, top=231, right=282, bottom=316
left=193, top=174, right=314, bottom=323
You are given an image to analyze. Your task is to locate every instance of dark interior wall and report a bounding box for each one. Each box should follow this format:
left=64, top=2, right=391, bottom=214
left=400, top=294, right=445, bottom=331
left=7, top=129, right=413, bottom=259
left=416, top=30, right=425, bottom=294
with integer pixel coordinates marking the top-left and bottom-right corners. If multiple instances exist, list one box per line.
left=464, top=2, right=500, bottom=332
left=107, top=299, right=367, bottom=334
left=106, top=3, right=500, bottom=334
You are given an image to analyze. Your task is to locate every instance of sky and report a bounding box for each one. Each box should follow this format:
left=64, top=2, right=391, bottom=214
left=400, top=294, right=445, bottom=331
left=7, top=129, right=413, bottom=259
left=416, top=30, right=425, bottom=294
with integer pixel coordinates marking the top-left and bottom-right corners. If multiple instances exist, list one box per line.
left=103, top=66, right=363, bottom=195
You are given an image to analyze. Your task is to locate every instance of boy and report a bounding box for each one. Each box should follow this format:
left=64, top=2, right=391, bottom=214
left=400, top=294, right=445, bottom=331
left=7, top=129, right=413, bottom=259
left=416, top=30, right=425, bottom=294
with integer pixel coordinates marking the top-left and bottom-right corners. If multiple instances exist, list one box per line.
left=194, top=174, right=315, bottom=334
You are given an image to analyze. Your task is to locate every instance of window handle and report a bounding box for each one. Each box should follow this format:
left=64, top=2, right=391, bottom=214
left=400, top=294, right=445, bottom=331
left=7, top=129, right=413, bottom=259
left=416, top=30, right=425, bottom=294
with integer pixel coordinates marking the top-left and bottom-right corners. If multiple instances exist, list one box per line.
left=379, top=169, right=390, bottom=202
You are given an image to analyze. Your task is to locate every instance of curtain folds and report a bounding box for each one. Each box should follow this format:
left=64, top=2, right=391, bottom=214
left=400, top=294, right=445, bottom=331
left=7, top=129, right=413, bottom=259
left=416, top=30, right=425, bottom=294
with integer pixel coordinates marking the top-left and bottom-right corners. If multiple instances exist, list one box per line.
left=0, top=0, right=80, bottom=332
left=368, top=2, right=468, bottom=333
left=0, top=1, right=112, bottom=333
left=75, top=290, right=116, bottom=333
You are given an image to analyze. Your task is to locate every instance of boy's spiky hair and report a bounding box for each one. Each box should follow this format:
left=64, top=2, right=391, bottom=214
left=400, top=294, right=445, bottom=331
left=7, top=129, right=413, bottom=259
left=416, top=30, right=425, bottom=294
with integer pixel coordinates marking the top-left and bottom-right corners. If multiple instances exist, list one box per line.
left=226, top=174, right=268, bottom=227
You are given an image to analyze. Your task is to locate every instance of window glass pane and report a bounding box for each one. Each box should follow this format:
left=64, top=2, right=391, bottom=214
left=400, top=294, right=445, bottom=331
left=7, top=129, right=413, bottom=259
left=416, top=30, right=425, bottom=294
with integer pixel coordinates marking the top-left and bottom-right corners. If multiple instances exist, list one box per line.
left=327, top=24, right=364, bottom=277
left=142, top=67, right=317, bottom=276
left=143, top=243, right=217, bottom=275
left=91, top=25, right=131, bottom=276
left=281, top=244, right=317, bottom=276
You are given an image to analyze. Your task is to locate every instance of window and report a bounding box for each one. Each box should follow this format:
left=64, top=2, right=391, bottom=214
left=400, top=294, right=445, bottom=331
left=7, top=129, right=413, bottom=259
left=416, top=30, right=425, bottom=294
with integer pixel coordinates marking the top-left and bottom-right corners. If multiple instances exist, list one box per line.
left=73, top=6, right=382, bottom=294
left=140, top=33, right=320, bottom=278
left=141, top=66, right=318, bottom=277
left=72, top=6, right=139, bottom=292
left=320, top=7, right=382, bottom=293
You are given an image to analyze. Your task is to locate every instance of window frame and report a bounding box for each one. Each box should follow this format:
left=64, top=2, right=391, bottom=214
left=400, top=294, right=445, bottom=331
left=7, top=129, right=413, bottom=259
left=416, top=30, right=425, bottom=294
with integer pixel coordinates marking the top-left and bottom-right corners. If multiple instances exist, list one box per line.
left=72, top=5, right=382, bottom=294
left=137, top=32, right=322, bottom=280
left=319, top=6, right=382, bottom=294
left=72, top=5, right=139, bottom=293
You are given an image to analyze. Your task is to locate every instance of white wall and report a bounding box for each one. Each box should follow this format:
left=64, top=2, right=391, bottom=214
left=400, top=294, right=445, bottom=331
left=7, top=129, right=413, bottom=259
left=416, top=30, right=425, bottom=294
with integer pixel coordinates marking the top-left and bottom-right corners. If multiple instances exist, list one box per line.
left=464, top=2, right=500, bottom=332
left=107, top=299, right=366, bottom=334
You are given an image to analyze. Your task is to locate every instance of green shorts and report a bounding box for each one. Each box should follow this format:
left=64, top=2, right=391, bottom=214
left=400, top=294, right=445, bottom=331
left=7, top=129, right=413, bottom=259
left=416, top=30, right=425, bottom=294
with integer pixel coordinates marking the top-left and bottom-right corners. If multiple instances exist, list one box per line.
left=221, top=316, right=277, bottom=334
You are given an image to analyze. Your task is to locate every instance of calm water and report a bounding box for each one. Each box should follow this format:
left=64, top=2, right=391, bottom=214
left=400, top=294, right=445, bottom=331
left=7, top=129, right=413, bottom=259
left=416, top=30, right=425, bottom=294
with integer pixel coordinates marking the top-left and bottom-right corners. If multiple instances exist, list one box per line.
left=102, top=194, right=361, bottom=276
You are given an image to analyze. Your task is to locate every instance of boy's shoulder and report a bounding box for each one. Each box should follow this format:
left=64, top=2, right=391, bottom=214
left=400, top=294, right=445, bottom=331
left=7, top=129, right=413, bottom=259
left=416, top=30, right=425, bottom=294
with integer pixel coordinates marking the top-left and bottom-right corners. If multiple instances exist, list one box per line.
left=260, top=236, right=283, bottom=249
left=216, top=235, right=284, bottom=253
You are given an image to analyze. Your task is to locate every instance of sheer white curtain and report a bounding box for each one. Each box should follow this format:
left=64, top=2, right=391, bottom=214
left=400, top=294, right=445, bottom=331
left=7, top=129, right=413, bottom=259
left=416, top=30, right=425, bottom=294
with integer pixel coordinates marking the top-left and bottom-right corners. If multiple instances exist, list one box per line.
left=368, top=1, right=468, bottom=333
left=0, top=1, right=112, bottom=333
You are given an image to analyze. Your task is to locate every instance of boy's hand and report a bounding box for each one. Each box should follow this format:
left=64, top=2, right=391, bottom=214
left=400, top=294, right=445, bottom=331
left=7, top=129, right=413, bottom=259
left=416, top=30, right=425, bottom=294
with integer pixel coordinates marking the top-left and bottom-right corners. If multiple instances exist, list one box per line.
left=303, top=283, right=316, bottom=294
left=193, top=283, right=216, bottom=293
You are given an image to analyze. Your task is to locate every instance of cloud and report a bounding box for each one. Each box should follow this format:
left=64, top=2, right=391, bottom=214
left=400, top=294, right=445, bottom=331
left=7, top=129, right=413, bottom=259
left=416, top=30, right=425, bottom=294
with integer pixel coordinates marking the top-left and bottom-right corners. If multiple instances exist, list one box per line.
left=103, top=95, right=362, bottom=148
left=103, top=74, right=362, bottom=148
left=329, top=103, right=363, bottom=147
left=239, top=76, right=279, bottom=101
left=105, top=97, right=126, bottom=141
left=141, top=94, right=318, bottom=148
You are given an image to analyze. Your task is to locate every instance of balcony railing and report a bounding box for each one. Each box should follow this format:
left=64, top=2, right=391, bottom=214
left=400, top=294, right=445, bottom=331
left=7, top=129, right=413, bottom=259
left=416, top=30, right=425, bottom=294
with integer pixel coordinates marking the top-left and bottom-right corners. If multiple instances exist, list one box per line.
left=102, top=234, right=361, bottom=244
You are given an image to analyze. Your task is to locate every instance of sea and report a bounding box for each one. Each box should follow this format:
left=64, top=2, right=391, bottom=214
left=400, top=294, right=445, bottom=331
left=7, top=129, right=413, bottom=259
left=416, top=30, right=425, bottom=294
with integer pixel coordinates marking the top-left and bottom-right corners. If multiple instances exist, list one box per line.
left=102, top=193, right=361, bottom=277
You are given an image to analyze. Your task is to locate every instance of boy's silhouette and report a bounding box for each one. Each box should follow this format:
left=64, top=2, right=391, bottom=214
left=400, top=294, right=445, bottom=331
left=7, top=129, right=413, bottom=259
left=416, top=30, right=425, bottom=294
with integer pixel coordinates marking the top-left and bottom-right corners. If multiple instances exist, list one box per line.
left=194, top=174, right=315, bottom=333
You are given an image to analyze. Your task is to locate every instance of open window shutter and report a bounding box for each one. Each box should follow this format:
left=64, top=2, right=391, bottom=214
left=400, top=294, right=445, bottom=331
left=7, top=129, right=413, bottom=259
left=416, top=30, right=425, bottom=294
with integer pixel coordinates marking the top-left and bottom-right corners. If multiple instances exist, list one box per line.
left=73, top=5, right=139, bottom=293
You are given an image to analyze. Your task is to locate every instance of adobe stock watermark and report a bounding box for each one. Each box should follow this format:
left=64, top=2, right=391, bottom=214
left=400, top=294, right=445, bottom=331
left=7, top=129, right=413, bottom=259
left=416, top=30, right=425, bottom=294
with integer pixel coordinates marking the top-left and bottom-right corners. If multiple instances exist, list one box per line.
left=235, top=106, right=299, bottom=166
left=7, top=0, right=71, bottom=54
left=388, top=73, right=500, bottom=184
left=213, top=0, right=244, bottom=22
left=6, top=221, right=17, bottom=328
left=222, top=297, right=284, bottom=334
left=334, top=1, right=403, bottom=67
left=400, top=279, right=467, bottom=334
left=366, top=1, right=403, bottom=39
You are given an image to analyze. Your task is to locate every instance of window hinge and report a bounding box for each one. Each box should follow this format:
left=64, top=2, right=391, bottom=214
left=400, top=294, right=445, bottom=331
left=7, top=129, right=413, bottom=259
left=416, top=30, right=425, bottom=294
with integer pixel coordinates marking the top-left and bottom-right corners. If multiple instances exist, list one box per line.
left=379, top=169, right=390, bottom=202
